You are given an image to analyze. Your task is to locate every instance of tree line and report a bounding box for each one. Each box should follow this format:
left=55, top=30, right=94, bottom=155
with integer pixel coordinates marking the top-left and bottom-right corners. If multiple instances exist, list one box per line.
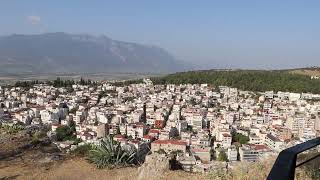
left=14, top=77, right=96, bottom=88
left=150, top=70, right=320, bottom=93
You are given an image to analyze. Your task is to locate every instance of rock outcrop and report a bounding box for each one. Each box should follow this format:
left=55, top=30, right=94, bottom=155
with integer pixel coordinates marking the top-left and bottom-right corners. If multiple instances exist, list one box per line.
left=137, top=153, right=171, bottom=180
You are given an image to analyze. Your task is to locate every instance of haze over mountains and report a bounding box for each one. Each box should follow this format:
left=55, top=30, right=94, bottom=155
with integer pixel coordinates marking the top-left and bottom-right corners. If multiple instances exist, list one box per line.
left=0, top=32, right=193, bottom=74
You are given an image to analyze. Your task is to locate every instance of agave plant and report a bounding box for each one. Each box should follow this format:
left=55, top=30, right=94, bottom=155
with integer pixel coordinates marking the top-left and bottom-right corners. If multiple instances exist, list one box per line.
left=88, top=136, right=136, bottom=169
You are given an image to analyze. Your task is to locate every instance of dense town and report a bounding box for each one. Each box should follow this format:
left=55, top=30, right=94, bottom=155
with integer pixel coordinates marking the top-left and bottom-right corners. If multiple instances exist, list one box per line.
left=1, top=78, right=320, bottom=173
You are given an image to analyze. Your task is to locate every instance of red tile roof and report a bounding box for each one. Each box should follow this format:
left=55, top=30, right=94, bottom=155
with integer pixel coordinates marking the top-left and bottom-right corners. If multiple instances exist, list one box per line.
left=135, top=122, right=145, bottom=127
left=152, top=139, right=187, bottom=146
left=222, top=133, right=231, bottom=137
left=254, top=144, right=270, bottom=151
left=116, top=138, right=127, bottom=142
left=114, top=134, right=125, bottom=138
left=130, top=139, right=140, bottom=144
left=143, top=135, right=154, bottom=140
left=149, top=129, right=160, bottom=134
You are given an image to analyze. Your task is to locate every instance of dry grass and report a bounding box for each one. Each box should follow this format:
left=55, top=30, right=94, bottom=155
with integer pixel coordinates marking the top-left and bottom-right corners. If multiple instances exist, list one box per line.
left=0, top=154, right=314, bottom=180
left=0, top=157, right=137, bottom=180
left=289, top=69, right=320, bottom=76
left=0, top=157, right=206, bottom=180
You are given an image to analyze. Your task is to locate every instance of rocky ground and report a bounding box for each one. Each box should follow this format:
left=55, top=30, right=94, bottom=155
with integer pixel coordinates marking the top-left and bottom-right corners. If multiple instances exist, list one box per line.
left=0, top=130, right=315, bottom=180
left=0, top=155, right=205, bottom=180
left=0, top=129, right=203, bottom=180
left=1, top=154, right=314, bottom=180
left=0, top=127, right=53, bottom=160
left=0, top=129, right=33, bottom=159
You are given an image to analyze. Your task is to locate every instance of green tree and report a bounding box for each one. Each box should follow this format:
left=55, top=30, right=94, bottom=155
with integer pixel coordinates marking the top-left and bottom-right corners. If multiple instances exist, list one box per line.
left=150, top=70, right=320, bottom=93
left=218, top=151, right=228, bottom=161
left=56, top=120, right=76, bottom=141
left=233, top=133, right=249, bottom=145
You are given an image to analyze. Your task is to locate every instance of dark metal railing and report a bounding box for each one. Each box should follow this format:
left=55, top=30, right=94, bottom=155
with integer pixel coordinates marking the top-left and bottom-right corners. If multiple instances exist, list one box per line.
left=267, top=137, right=320, bottom=180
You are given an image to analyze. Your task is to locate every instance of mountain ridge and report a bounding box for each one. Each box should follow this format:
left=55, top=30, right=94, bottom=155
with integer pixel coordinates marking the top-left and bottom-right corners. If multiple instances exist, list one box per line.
left=0, top=32, right=193, bottom=74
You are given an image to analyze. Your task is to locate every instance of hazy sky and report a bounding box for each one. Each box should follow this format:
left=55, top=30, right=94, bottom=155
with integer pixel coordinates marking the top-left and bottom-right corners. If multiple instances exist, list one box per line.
left=0, top=1, right=320, bottom=69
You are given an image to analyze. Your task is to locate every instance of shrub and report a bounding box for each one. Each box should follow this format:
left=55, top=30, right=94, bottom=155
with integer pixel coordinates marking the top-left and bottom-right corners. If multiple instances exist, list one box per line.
left=88, top=136, right=136, bottom=169
left=72, top=144, right=93, bottom=157
left=1, top=124, right=25, bottom=134
left=55, top=120, right=76, bottom=141
left=31, top=130, right=47, bottom=144
left=218, top=151, right=228, bottom=161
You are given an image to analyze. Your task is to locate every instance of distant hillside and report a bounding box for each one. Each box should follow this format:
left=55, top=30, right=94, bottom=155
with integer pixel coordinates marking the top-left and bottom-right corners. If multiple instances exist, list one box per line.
left=0, top=33, right=193, bottom=74
left=151, top=70, right=320, bottom=93
left=287, top=67, right=320, bottom=77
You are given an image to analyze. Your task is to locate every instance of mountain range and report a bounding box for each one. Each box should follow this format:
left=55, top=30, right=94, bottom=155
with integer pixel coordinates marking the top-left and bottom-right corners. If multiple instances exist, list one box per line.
left=0, top=32, right=192, bottom=74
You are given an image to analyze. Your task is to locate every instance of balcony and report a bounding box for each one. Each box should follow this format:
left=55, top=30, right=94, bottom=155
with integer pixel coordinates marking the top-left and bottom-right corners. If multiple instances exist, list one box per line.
left=267, top=137, right=320, bottom=180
